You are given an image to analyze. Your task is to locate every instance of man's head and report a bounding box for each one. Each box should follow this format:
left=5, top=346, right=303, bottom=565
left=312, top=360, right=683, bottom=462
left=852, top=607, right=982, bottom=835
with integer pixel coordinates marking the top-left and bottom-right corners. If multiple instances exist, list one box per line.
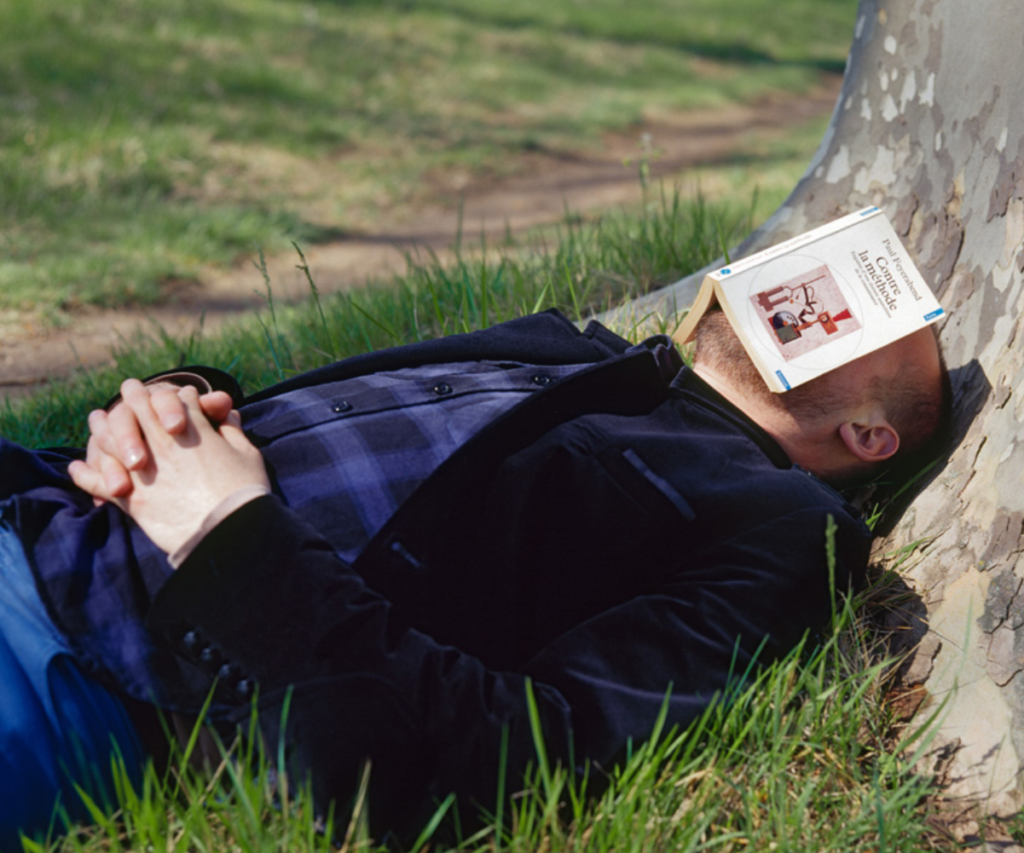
left=692, top=310, right=950, bottom=486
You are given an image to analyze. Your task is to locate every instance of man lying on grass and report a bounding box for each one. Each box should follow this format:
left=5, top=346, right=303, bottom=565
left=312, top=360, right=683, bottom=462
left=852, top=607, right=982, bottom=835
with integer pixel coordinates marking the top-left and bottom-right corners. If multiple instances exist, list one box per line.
left=0, top=307, right=948, bottom=845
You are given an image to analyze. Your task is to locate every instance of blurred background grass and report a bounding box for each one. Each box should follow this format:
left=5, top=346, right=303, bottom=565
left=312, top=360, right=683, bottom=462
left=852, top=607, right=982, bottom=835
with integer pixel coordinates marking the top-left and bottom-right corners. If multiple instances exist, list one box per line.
left=1, top=0, right=858, bottom=320
left=2, top=192, right=757, bottom=446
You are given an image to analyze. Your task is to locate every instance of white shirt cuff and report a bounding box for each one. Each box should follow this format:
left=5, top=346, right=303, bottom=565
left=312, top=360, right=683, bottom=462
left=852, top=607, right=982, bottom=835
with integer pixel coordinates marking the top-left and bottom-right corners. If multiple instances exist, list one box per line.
left=168, top=484, right=272, bottom=569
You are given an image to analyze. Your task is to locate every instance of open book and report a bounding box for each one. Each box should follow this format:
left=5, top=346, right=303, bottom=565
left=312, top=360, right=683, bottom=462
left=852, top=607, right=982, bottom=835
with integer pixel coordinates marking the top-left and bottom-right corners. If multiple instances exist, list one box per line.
left=673, top=207, right=945, bottom=392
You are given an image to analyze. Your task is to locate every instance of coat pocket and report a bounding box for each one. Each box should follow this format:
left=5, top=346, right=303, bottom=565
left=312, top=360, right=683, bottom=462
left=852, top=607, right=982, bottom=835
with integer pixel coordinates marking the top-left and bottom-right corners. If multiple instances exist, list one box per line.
left=595, top=447, right=697, bottom=524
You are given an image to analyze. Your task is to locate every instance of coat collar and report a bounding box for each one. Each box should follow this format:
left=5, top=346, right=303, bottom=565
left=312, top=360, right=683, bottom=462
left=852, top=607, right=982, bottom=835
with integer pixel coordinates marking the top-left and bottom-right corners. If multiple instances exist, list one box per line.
left=671, top=367, right=793, bottom=469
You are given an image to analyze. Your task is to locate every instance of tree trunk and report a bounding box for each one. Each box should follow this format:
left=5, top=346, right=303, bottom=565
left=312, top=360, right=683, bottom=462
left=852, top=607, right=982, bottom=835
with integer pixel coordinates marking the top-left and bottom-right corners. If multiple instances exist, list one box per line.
left=635, top=0, right=1024, bottom=832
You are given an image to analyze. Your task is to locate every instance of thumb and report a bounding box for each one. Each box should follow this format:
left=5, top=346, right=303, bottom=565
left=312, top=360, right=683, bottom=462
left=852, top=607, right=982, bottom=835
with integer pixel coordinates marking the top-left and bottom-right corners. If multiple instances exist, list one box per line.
left=178, top=386, right=220, bottom=440
left=198, top=390, right=235, bottom=425
left=68, top=459, right=129, bottom=512
left=218, top=410, right=258, bottom=454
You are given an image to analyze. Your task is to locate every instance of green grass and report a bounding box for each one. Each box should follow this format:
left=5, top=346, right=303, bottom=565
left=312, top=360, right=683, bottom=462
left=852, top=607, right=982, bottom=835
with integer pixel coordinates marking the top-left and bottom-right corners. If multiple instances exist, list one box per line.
left=370, top=0, right=860, bottom=70
left=688, top=112, right=837, bottom=225
left=3, top=192, right=954, bottom=851
left=1, top=0, right=858, bottom=320
left=25, top=563, right=947, bottom=852
left=1, top=190, right=753, bottom=448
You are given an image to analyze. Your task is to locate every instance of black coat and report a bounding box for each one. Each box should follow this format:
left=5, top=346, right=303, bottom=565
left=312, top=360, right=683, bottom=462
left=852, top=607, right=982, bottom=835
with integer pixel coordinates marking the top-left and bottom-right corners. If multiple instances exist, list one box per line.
left=148, top=309, right=871, bottom=833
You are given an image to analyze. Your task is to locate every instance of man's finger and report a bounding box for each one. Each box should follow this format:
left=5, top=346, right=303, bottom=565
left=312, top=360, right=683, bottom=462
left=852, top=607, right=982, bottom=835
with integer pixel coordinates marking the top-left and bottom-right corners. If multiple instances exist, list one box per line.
left=80, top=434, right=133, bottom=500
left=68, top=459, right=127, bottom=510
left=87, top=408, right=115, bottom=458
left=198, top=391, right=235, bottom=425
left=218, top=410, right=252, bottom=451
left=174, top=386, right=223, bottom=444
left=86, top=410, right=140, bottom=493
left=120, top=379, right=170, bottom=447
left=68, top=459, right=103, bottom=495
left=149, top=386, right=188, bottom=434
left=101, top=403, right=148, bottom=470
left=100, top=450, right=132, bottom=498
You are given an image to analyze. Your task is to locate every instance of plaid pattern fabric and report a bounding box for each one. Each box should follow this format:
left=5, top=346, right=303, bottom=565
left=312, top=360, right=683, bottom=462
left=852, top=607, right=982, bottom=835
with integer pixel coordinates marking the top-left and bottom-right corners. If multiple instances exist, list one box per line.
left=3, top=359, right=589, bottom=706
left=245, top=360, right=589, bottom=562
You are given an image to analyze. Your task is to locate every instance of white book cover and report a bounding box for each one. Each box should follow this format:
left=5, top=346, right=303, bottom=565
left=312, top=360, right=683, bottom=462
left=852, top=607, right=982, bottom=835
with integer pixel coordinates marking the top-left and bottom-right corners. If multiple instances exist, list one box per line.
left=676, top=207, right=945, bottom=392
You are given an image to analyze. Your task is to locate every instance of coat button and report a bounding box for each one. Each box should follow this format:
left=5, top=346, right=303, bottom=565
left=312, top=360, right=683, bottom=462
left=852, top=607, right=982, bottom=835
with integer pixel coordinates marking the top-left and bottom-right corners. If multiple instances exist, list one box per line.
left=236, top=678, right=255, bottom=698
left=199, top=645, right=222, bottom=667
left=218, top=663, right=237, bottom=681
left=433, top=382, right=453, bottom=396
left=332, top=401, right=352, bottom=413
left=531, top=373, right=552, bottom=387
left=182, top=631, right=200, bottom=653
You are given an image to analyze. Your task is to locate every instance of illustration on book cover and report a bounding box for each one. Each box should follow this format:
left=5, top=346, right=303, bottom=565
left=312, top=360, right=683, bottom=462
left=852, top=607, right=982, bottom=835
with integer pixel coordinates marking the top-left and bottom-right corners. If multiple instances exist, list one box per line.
left=749, top=263, right=861, bottom=361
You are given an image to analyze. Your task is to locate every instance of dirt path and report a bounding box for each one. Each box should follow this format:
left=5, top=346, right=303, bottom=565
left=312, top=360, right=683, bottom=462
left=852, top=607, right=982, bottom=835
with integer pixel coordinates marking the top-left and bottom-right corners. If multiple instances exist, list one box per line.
left=0, top=77, right=841, bottom=400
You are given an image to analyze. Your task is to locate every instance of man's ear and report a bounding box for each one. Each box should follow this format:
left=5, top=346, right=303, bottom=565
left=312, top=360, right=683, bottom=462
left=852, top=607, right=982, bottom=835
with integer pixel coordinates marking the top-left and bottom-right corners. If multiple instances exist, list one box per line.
left=838, top=418, right=900, bottom=463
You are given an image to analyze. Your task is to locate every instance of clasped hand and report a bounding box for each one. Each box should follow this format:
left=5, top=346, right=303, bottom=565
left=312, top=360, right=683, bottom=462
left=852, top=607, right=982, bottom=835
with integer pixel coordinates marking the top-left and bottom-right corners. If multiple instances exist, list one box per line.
left=69, top=379, right=270, bottom=557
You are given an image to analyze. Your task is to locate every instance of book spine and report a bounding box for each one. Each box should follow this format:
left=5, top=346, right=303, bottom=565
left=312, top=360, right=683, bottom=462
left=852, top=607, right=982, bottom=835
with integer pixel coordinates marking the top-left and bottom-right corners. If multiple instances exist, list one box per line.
left=714, top=288, right=786, bottom=392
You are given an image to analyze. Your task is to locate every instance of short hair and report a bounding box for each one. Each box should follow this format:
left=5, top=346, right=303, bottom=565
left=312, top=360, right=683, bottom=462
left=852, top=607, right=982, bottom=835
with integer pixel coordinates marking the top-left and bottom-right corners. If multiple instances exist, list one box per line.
left=772, top=328, right=951, bottom=488
left=868, top=332, right=952, bottom=480
left=693, top=310, right=952, bottom=487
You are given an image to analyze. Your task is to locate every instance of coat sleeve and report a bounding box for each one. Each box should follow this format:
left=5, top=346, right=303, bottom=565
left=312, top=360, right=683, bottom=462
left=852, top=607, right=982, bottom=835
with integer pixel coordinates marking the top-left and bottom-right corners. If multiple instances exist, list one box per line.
left=147, top=475, right=867, bottom=834
left=146, top=496, right=575, bottom=833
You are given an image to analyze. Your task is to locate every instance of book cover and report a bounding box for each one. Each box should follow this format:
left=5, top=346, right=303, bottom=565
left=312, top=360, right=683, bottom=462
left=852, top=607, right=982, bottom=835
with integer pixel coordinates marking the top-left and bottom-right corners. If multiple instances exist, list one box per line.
left=674, top=207, right=945, bottom=392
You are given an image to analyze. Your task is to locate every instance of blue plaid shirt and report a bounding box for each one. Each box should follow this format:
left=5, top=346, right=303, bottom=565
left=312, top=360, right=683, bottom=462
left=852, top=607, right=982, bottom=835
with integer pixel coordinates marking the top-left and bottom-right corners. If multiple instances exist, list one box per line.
left=1, top=358, right=591, bottom=707
left=244, top=360, right=588, bottom=563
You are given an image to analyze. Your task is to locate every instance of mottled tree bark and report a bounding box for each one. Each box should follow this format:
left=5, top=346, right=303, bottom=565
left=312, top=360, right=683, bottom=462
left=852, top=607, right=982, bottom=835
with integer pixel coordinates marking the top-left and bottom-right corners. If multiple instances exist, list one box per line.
left=630, top=0, right=1024, bottom=831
